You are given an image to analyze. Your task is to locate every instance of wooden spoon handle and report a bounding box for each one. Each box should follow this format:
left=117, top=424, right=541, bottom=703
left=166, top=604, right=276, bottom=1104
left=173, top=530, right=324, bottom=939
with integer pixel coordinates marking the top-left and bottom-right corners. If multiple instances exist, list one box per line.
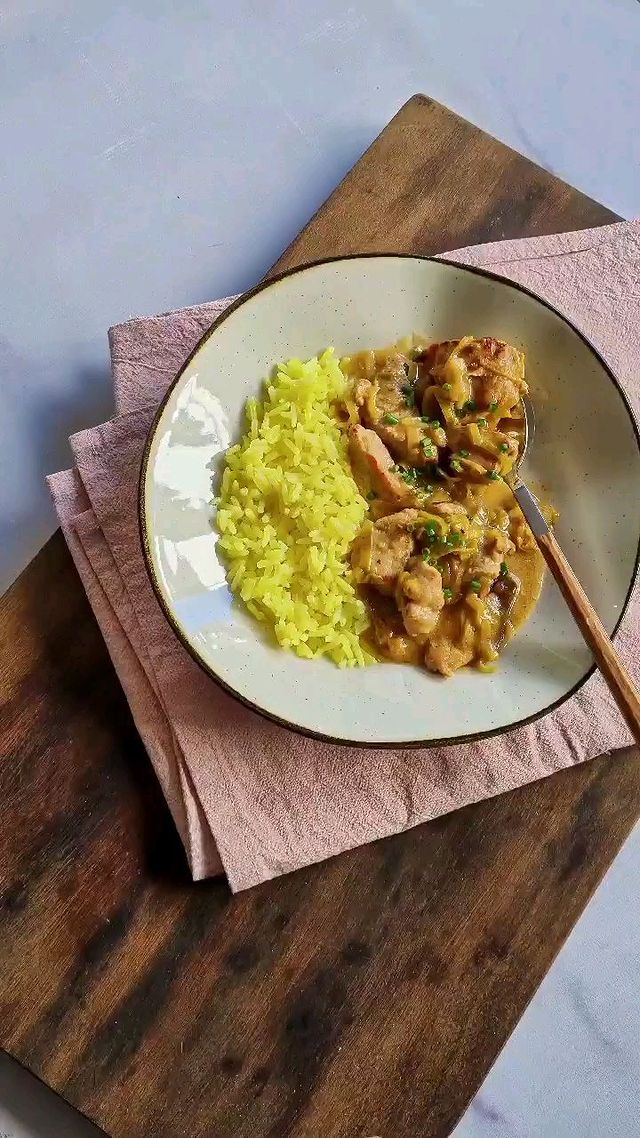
left=537, top=530, right=640, bottom=746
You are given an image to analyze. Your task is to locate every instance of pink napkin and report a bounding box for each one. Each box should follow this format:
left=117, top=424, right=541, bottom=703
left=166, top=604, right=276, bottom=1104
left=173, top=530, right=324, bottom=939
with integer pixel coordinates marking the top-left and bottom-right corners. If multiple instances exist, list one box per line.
left=48, top=220, right=640, bottom=891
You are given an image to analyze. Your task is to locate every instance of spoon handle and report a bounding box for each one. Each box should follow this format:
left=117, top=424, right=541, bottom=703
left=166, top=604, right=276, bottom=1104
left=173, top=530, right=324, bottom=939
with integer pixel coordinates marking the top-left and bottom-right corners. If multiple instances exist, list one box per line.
left=537, top=529, right=640, bottom=747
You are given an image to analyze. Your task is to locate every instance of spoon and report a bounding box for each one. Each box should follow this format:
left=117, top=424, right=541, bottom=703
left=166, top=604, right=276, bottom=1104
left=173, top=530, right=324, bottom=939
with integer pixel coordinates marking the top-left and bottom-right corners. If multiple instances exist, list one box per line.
left=507, top=396, right=640, bottom=746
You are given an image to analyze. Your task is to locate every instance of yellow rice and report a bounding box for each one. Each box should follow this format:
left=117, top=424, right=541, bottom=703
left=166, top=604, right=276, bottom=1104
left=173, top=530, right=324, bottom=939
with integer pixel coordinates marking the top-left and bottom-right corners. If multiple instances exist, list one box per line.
left=216, top=349, right=371, bottom=666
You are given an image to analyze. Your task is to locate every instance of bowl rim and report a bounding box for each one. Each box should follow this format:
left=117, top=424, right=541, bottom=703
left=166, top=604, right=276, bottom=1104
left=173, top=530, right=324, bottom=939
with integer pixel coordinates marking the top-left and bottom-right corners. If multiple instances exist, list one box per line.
left=139, top=252, right=640, bottom=749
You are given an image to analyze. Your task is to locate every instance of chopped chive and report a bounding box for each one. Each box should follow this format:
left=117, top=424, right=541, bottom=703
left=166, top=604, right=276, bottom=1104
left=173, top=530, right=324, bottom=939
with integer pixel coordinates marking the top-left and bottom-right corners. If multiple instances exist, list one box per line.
left=447, top=530, right=461, bottom=546
left=489, top=401, right=498, bottom=412
left=442, top=383, right=452, bottom=392
left=383, top=413, right=399, bottom=425
left=423, top=484, right=434, bottom=495
left=458, top=448, right=470, bottom=458
left=464, top=399, right=478, bottom=413
left=420, top=415, right=431, bottom=424
left=425, top=520, right=439, bottom=534
left=450, top=459, right=463, bottom=473
left=401, top=466, right=419, bottom=483
left=487, top=469, right=501, bottom=481
left=431, top=418, right=441, bottom=428
left=500, top=561, right=509, bottom=577
left=443, top=587, right=453, bottom=600
left=422, top=549, right=432, bottom=562
left=470, top=579, right=482, bottom=593
left=477, top=417, right=489, bottom=428
left=499, top=442, right=509, bottom=452
left=366, top=490, right=377, bottom=500
left=402, top=383, right=416, bottom=407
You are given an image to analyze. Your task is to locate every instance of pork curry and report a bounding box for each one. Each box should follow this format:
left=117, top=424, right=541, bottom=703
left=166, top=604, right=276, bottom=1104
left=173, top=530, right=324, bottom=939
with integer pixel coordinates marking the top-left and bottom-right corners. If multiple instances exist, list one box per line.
left=340, top=335, right=556, bottom=676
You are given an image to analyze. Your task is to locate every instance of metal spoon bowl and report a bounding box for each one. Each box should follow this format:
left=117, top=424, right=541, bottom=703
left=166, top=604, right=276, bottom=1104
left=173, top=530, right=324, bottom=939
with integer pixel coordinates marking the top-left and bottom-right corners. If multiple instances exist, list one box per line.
left=508, top=395, right=548, bottom=540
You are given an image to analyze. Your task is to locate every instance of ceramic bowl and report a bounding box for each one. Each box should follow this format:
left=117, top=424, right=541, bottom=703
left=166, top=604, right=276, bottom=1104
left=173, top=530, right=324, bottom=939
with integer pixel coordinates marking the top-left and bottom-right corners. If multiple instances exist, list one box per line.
left=140, top=255, right=640, bottom=746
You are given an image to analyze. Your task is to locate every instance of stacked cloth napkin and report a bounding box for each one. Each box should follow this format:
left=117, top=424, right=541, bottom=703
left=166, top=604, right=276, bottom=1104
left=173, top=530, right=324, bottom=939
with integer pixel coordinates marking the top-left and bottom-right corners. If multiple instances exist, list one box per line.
left=48, top=220, right=640, bottom=892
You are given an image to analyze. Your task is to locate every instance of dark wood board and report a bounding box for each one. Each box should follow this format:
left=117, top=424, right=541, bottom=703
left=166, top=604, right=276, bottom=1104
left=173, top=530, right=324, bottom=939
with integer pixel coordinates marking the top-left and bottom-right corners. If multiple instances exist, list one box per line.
left=1, top=95, right=637, bottom=1138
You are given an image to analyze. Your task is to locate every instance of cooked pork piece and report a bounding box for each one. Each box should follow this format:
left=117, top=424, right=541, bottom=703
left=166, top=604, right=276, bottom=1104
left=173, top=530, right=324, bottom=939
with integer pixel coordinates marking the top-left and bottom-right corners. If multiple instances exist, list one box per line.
left=426, top=500, right=467, bottom=519
left=348, top=425, right=418, bottom=507
left=424, top=624, right=476, bottom=677
left=416, top=337, right=526, bottom=413
left=466, top=529, right=514, bottom=588
left=350, top=512, right=416, bottom=595
left=395, top=557, right=445, bottom=641
left=366, top=592, right=422, bottom=664
left=353, top=354, right=445, bottom=466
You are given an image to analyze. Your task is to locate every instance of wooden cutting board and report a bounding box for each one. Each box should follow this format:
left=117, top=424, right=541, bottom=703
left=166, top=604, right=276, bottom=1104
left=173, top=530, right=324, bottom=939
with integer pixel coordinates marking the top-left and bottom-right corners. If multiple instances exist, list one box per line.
left=1, top=95, right=638, bottom=1138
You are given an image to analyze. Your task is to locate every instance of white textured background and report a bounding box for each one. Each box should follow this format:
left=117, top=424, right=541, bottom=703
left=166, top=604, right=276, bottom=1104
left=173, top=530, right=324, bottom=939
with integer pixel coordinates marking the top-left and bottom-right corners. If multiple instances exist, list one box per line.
left=1, top=1, right=639, bottom=1136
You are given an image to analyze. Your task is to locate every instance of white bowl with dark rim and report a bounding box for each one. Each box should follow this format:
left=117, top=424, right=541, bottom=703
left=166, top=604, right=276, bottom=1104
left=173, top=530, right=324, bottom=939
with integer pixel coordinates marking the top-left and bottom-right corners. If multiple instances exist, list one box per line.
left=139, top=255, right=640, bottom=747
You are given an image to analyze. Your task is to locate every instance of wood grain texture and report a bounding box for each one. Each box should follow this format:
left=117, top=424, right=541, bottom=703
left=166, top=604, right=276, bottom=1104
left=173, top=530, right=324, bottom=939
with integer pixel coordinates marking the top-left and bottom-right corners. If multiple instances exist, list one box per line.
left=271, top=95, right=618, bottom=272
left=537, top=529, right=640, bottom=746
left=1, top=95, right=637, bottom=1138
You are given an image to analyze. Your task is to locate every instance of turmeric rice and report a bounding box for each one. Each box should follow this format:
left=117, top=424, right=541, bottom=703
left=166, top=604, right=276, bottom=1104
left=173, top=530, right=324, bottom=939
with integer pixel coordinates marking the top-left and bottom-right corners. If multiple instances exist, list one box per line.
left=216, top=350, right=371, bottom=666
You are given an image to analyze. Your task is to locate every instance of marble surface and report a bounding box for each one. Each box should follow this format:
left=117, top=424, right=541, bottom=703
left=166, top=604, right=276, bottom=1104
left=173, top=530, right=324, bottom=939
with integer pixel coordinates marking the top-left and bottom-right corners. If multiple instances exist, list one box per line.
left=1, top=0, right=639, bottom=1135
left=452, top=824, right=640, bottom=1138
